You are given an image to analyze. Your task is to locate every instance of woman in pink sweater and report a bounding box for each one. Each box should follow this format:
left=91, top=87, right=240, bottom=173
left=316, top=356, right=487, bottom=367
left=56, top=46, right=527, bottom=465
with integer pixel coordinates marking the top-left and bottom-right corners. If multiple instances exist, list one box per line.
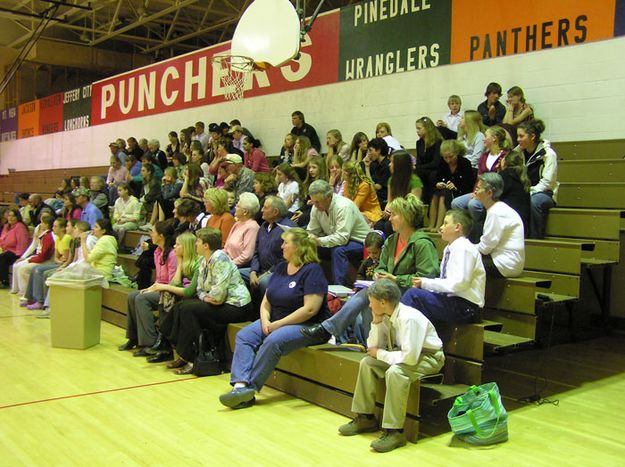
left=12, top=214, right=55, bottom=297
left=224, top=192, right=260, bottom=268
left=0, top=208, right=31, bottom=288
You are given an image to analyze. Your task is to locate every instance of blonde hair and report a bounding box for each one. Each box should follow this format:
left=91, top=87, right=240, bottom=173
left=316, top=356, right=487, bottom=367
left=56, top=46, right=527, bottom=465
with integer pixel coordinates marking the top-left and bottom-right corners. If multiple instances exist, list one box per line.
left=458, top=110, right=485, bottom=146
left=203, top=187, right=229, bottom=215
left=507, top=86, right=526, bottom=104
left=342, top=161, right=375, bottom=199
left=503, top=150, right=531, bottom=191
left=387, top=194, right=425, bottom=230
left=415, top=116, right=443, bottom=149
left=326, top=129, right=345, bottom=159
left=176, top=232, right=199, bottom=278
left=485, top=126, right=512, bottom=152
left=294, top=135, right=313, bottom=165
left=281, top=227, right=319, bottom=267
left=448, top=94, right=462, bottom=106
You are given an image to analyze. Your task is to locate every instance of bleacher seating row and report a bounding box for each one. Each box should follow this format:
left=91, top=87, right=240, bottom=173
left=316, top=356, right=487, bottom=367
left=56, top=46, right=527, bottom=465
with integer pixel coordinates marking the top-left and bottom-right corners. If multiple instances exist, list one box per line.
left=2, top=139, right=623, bottom=442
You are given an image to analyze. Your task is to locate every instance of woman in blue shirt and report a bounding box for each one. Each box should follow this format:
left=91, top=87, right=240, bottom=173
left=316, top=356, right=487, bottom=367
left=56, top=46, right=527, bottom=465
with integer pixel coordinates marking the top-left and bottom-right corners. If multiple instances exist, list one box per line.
left=219, top=227, right=330, bottom=409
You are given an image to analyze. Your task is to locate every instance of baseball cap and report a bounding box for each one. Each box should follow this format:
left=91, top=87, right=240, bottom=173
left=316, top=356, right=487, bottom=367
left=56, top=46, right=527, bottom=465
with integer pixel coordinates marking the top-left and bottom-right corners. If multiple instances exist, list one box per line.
left=224, top=154, right=243, bottom=164
left=73, top=187, right=90, bottom=197
left=208, top=122, right=219, bottom=133
left=229, top=125, right=243, bottom=134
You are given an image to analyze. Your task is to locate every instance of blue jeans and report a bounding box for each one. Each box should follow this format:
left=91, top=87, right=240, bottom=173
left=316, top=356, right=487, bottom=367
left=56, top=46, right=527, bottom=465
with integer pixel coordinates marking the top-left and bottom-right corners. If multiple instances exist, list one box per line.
left=230, top=320, right=321, bottom=391
left=400, top=288, right=480, bottom=324
left=530, top=191, right=555, bottom=239
left=25, top=263, right=59, bottom=303
left=322, top=288, right=372, bottom=346
left=451, top=193, right=485, bottom=241
left=318, top=240, right=363, bottom=286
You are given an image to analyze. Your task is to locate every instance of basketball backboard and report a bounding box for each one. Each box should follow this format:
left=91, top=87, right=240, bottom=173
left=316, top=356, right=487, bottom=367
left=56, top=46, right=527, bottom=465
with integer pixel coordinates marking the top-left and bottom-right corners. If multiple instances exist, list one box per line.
left=230, top=0, right=301, bottom=67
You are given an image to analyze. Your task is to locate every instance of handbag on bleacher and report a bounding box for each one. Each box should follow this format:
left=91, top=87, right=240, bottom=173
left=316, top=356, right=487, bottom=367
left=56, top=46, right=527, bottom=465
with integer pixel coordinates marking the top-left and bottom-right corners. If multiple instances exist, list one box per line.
left=192, top=330, right=221, bottom=377
left=447, top=382, right=509, bottom=445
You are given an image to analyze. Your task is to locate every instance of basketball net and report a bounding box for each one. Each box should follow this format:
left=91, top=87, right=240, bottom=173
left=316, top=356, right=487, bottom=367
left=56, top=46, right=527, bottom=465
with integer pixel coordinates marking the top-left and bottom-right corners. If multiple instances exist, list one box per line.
left=212, top=55, right=255, bottom=101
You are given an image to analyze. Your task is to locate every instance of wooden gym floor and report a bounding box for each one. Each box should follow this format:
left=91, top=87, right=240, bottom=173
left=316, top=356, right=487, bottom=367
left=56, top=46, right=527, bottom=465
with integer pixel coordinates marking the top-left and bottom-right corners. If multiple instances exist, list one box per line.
left=1, top=289, right=624, bottom=466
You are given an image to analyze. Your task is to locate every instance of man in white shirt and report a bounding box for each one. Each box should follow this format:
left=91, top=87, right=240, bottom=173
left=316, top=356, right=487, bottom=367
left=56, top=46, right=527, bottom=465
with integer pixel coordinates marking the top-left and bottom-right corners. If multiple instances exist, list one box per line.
left=306, top=180, right=370, bottom=286
left=339, top=279, right=444, bottom=453
left=474, top=172, right=525, bottom=277
left=401, top=209, right=485, bottom=323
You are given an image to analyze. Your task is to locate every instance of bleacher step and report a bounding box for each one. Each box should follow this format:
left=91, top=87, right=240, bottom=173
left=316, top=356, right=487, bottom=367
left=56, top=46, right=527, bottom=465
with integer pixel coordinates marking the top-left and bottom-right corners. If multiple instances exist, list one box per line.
left=484, top=330, right=535, bottom=354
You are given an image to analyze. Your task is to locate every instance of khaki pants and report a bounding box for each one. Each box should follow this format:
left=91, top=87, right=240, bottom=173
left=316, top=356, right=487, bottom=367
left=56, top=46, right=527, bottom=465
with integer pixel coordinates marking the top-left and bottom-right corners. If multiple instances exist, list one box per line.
left=351, top=351, right=445, bottom=429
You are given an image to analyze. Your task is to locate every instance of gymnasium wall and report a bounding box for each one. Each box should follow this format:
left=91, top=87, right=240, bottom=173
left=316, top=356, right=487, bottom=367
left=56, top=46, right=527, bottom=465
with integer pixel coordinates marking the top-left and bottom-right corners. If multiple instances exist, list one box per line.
left=1, top=0, right=625, bottom=173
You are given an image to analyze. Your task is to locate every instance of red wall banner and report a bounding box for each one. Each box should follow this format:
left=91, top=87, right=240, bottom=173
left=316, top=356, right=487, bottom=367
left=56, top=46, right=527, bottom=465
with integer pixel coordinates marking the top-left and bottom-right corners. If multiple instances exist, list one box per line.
left=39, top=93, right=64, bottom=135
left=91, top=11, right=340, bottom=126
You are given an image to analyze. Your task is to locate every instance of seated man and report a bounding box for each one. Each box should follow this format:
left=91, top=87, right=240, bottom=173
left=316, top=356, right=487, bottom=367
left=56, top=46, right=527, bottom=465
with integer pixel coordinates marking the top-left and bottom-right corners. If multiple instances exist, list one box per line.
left=306, top=179, right=370, bottom=287
left=241, top=196, right=295, bottom=313
left=401, top=209, right=485, bottom=324
left=339, top=279, right=444, bottom=453
left=473, top=173, right=525, bottom=277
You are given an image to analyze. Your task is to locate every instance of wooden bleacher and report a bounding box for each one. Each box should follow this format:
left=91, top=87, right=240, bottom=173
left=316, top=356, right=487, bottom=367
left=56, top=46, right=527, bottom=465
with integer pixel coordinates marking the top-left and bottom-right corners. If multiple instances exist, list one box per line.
left=3, top=138, right=623, bottom=441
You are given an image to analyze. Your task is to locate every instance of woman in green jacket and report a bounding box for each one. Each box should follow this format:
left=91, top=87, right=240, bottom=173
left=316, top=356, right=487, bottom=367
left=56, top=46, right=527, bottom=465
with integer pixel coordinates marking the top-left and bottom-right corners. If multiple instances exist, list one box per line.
left=300, top=194, right=439, bottom=345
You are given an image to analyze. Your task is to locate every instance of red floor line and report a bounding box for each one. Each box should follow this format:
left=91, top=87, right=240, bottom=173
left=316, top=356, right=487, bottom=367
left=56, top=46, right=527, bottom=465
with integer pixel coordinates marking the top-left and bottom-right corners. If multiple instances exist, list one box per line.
left=0, top=377, right=197, bottom=410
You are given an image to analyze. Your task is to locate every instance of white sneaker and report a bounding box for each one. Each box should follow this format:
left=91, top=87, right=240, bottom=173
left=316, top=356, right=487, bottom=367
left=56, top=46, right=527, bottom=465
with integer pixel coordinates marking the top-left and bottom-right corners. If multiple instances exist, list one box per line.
left=36, top=309, right=51, bottom=319
left=139, top=223, right=153, bottom=231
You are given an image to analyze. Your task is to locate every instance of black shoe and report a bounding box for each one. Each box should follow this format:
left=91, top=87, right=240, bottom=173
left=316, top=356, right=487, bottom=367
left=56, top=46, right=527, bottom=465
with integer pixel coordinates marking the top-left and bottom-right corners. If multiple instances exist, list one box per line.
left=133, top=347, right=151, bottom=357
left=300, top=323, right=331, bottom=342
left=146, top=351, right=174, bottom=363
left=149, top=334, right=163, bottom=352
left=118, top=340, right=137, bottom=351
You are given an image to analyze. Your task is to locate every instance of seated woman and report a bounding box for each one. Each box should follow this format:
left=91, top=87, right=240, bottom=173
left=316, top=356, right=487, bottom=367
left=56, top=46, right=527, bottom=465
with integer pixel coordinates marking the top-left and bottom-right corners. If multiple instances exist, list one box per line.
left=139, top=163, right=162, bottom=227
left=180, top=163, right=209, bottom=208
left=12, top=214, right=55, bottom=298
left=275, top=163, right=302, bottom=215
left=170, top=228, right=252, bottom=375
left=61, top=192, right=82, bottom=222
left=499, top=150, right=531, bottom=234
left=243, top=136, right=270, bottom=173
left=342, top=161, right=382, bottom=226
left=253, top=172, right=278, bottom=225
left=361, top=138, right=391, bottom=208
left=119, top=221, right=177, bottom=357
left=23, top=218, right=72, bottom=311
left=349, top=132, right=369, bottom=164
left=112, top=182, right=142, bottom=246
left=203, top=188, right=235, bottom=247
left=106, top=155, right=129, bottom=205
left=326, top=129, right=350, bottom=162
left=80, top=218, right=118, bottom=279
left=327, top=155, right=345, bottom=195
left=375, top=150, right=422, bottom=237
left=0, top=208, right=31, bottom=289
left=458, top=110, right=486, bottom=169
left=291, top=135, right=318, bottom=180
left=142, top=232, right=201, bottom=366
left=301, top=194, right=439, bottom=346
left=291, top=155, right=326, bottom=228
left=415, top=116, right=443, bottom=204
left=503, top=86, right=534, bottom=128
left=516, top=119, right=558, bottom=239
left=278, top=133, right=295, bottom=165
left=219, top=227, right=330, bottom=409
left=451, top=125, right=511, bottom=241
left=224, top=193, right=260, bottom=268
left=427, top=140, right=475, bottom=231
left=375, top=122, right=402, bottom=151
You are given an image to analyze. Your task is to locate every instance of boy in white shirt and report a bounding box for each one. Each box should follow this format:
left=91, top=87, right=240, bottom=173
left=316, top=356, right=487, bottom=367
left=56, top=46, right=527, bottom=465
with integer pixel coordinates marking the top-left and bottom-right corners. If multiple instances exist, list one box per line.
left=401, top=209, right=485, bottom=323
left=473, top=172, right=525, bottom=277
left=338, top=279, right=444, bottom=453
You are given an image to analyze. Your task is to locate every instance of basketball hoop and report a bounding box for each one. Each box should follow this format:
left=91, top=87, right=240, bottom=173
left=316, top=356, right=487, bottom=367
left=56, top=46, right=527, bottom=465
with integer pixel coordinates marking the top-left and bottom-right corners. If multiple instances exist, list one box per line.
left=212, top=54, right=255, bottom=101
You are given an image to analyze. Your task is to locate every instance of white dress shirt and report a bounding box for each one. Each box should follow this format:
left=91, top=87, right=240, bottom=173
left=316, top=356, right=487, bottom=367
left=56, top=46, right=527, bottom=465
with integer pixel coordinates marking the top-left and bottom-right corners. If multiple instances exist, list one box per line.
left=477, top=201, right=525, bottom=277
left=421, top=236, right=485, bottom=307
left=368, top=302, right=443, bottom=366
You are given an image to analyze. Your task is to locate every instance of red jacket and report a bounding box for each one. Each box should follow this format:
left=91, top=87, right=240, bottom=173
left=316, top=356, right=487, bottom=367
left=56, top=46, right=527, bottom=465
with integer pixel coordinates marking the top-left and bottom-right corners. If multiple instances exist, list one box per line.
left=28, top=230, right=55, bottom=263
